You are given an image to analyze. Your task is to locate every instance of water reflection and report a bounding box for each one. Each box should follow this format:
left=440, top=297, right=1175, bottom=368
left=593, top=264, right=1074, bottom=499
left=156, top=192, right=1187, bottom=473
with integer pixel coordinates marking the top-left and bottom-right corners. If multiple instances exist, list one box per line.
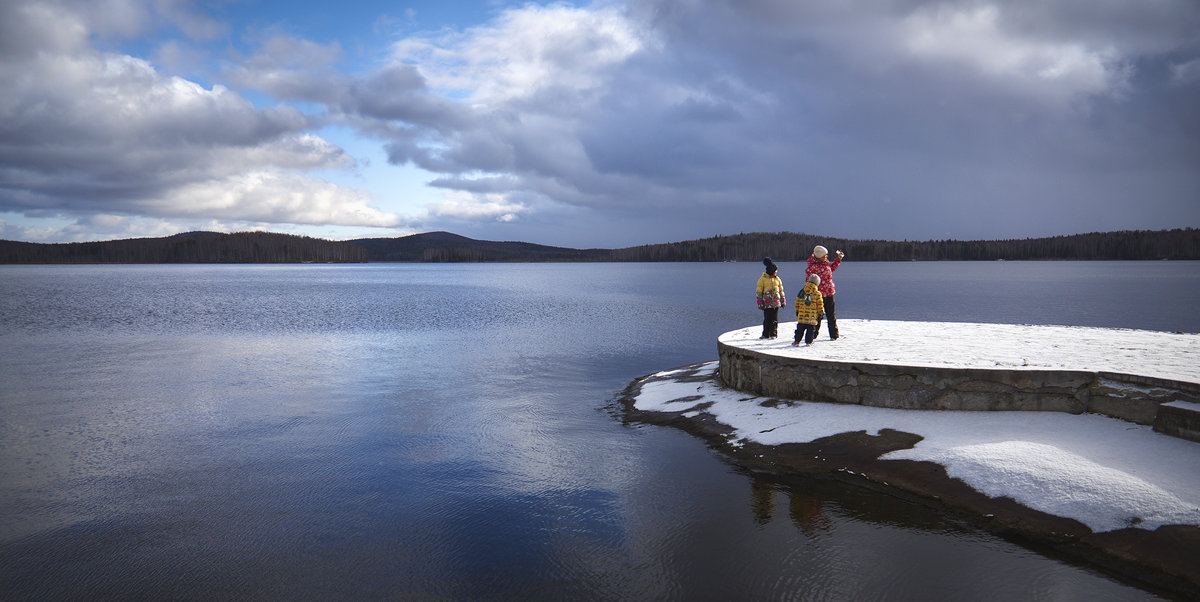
left=752, top=479, right=833, bottom=537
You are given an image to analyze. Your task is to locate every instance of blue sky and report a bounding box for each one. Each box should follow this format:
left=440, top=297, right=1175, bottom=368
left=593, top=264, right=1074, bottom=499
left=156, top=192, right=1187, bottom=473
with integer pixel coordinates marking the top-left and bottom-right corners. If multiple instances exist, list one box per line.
left=2, top=0, right=1198, bottom=247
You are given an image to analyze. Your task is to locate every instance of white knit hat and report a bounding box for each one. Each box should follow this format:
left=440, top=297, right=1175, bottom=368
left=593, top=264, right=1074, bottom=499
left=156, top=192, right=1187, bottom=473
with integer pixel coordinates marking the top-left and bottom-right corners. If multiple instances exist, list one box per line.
left=813, top=245, right=828, bottom=258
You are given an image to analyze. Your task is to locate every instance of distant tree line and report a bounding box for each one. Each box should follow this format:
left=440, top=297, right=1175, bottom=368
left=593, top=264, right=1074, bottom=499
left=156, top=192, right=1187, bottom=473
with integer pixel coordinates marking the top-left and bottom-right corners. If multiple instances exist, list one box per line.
left=0, top=231, right=367, bottom=263
left=608, top=229, right=1200, bottom=262
left=421, top=247, right=489, bottom=262
left=2, top=228, right=1196, bottom=264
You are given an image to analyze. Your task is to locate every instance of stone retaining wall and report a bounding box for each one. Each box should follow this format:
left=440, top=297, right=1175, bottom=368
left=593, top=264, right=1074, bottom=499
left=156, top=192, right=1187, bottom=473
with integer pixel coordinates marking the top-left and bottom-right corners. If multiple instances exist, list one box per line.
left=718, top=341, right=1200, bottom=442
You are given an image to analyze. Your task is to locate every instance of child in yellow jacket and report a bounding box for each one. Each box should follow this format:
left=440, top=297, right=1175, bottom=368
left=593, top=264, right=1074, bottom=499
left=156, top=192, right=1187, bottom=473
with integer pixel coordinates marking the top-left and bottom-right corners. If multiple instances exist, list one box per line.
left=793, top=274, right=825, bottom=346
left=756, top=257, right=785, bottom=339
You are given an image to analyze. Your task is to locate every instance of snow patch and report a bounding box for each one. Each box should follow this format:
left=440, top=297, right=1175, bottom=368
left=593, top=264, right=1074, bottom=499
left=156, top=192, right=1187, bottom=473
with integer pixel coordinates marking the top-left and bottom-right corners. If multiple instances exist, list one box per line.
left=1097, top=379, right=1164, bottom=395
left=635, top=380, right=698, bottom=409
left=652, top=367, right=692, bottom=378
left=919, top=441, right=1200, bottom=532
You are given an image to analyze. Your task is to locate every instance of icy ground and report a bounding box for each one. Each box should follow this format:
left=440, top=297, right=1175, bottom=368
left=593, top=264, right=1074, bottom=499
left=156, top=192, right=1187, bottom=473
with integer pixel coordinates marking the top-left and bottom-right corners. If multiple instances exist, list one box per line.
left=638, top=320, right=1200, bottom=533
left=722, top=319, right=1200, bottom=383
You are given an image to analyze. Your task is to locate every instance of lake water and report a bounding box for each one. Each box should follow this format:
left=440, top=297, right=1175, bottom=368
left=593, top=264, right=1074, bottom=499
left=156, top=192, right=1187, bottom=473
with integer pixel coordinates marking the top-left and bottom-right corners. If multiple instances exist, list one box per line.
left=2, top=261, right=1196, bottom=599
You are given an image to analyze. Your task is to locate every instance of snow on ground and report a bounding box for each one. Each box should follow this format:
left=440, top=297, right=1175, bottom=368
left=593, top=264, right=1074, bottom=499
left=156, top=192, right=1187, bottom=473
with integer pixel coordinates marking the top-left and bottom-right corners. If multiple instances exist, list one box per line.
left=721, top=319, right=1200, bottom=383
left=634, top=361, right=1200, bottom=533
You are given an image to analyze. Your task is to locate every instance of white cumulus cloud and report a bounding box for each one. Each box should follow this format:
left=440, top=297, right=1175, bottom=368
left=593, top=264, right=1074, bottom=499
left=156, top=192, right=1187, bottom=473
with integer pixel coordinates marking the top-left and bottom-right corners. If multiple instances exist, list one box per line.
left=0, top=0, right=399, bottom=240
left=425, top=190, right=528, bottom=223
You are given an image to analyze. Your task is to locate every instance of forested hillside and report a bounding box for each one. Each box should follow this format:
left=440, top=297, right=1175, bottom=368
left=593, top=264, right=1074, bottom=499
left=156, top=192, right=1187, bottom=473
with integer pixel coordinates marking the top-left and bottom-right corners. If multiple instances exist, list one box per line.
left=609, top=229, right=1200, bottom=262
left=349, top=231, right=608, bottom=262
left=0, top=231, right=367, bottom=263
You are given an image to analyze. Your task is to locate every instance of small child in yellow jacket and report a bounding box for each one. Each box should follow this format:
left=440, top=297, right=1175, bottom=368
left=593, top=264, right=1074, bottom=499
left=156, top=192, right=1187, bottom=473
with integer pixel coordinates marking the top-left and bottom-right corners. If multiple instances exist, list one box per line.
left=793, top=274, right=825, bottom=346
left=756, top=257, right=786, bottom=339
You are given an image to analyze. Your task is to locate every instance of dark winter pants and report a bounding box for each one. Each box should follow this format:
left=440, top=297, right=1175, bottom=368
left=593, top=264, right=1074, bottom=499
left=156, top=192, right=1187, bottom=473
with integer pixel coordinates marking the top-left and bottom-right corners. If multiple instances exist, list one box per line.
left=817, top=295, right=838, bottom=340
left=795, top=323, right=818, bottom=345
left=761, top=307, right=779, bottom=338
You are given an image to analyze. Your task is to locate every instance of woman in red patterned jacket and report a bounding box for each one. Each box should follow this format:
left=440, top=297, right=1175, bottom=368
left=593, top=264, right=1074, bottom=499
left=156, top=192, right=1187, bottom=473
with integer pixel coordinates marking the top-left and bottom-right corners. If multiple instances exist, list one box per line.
left=804, top=246, right=844, bottom=340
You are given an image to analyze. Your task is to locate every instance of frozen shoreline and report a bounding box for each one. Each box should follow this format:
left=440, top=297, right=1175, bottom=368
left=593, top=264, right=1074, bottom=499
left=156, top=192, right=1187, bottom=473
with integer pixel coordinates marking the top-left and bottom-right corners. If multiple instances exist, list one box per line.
left=635, top=361, right=1200, bottom=533
left=621, top=321, right=1200, bottom=595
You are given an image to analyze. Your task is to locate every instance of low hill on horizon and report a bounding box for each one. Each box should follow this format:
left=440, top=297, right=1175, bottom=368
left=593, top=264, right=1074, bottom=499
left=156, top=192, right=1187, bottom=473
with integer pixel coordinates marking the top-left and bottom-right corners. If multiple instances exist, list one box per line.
left=1, top=228, right=1197, bottom=263
left=0, top=231, right=367, bottom=264
left=347, top=231, right=609, bottom=262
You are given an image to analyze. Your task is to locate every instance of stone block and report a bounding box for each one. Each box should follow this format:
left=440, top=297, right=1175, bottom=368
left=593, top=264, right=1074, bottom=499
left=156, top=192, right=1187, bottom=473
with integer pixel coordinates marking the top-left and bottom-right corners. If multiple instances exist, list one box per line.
left=1033, top=393, right=1086, bottom=414
left=955, top=379, right=1016, bottom=395
left=1088, top=394, right=1160, bottom=425
left=1154, top=402, right=1200, bottom=443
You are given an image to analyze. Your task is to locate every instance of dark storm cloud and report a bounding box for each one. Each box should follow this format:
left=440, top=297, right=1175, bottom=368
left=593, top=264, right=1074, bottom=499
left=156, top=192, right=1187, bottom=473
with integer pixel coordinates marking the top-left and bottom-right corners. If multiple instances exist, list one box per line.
left=329, top=0, right=1200, bottom=244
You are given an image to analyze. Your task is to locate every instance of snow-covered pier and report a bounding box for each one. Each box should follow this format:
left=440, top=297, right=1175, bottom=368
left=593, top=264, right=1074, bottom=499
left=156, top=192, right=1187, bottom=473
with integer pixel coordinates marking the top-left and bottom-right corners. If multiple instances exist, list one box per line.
left=621, top=320, right=1200, bottom=596
left=718, top=319, right=1200, bottom=441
